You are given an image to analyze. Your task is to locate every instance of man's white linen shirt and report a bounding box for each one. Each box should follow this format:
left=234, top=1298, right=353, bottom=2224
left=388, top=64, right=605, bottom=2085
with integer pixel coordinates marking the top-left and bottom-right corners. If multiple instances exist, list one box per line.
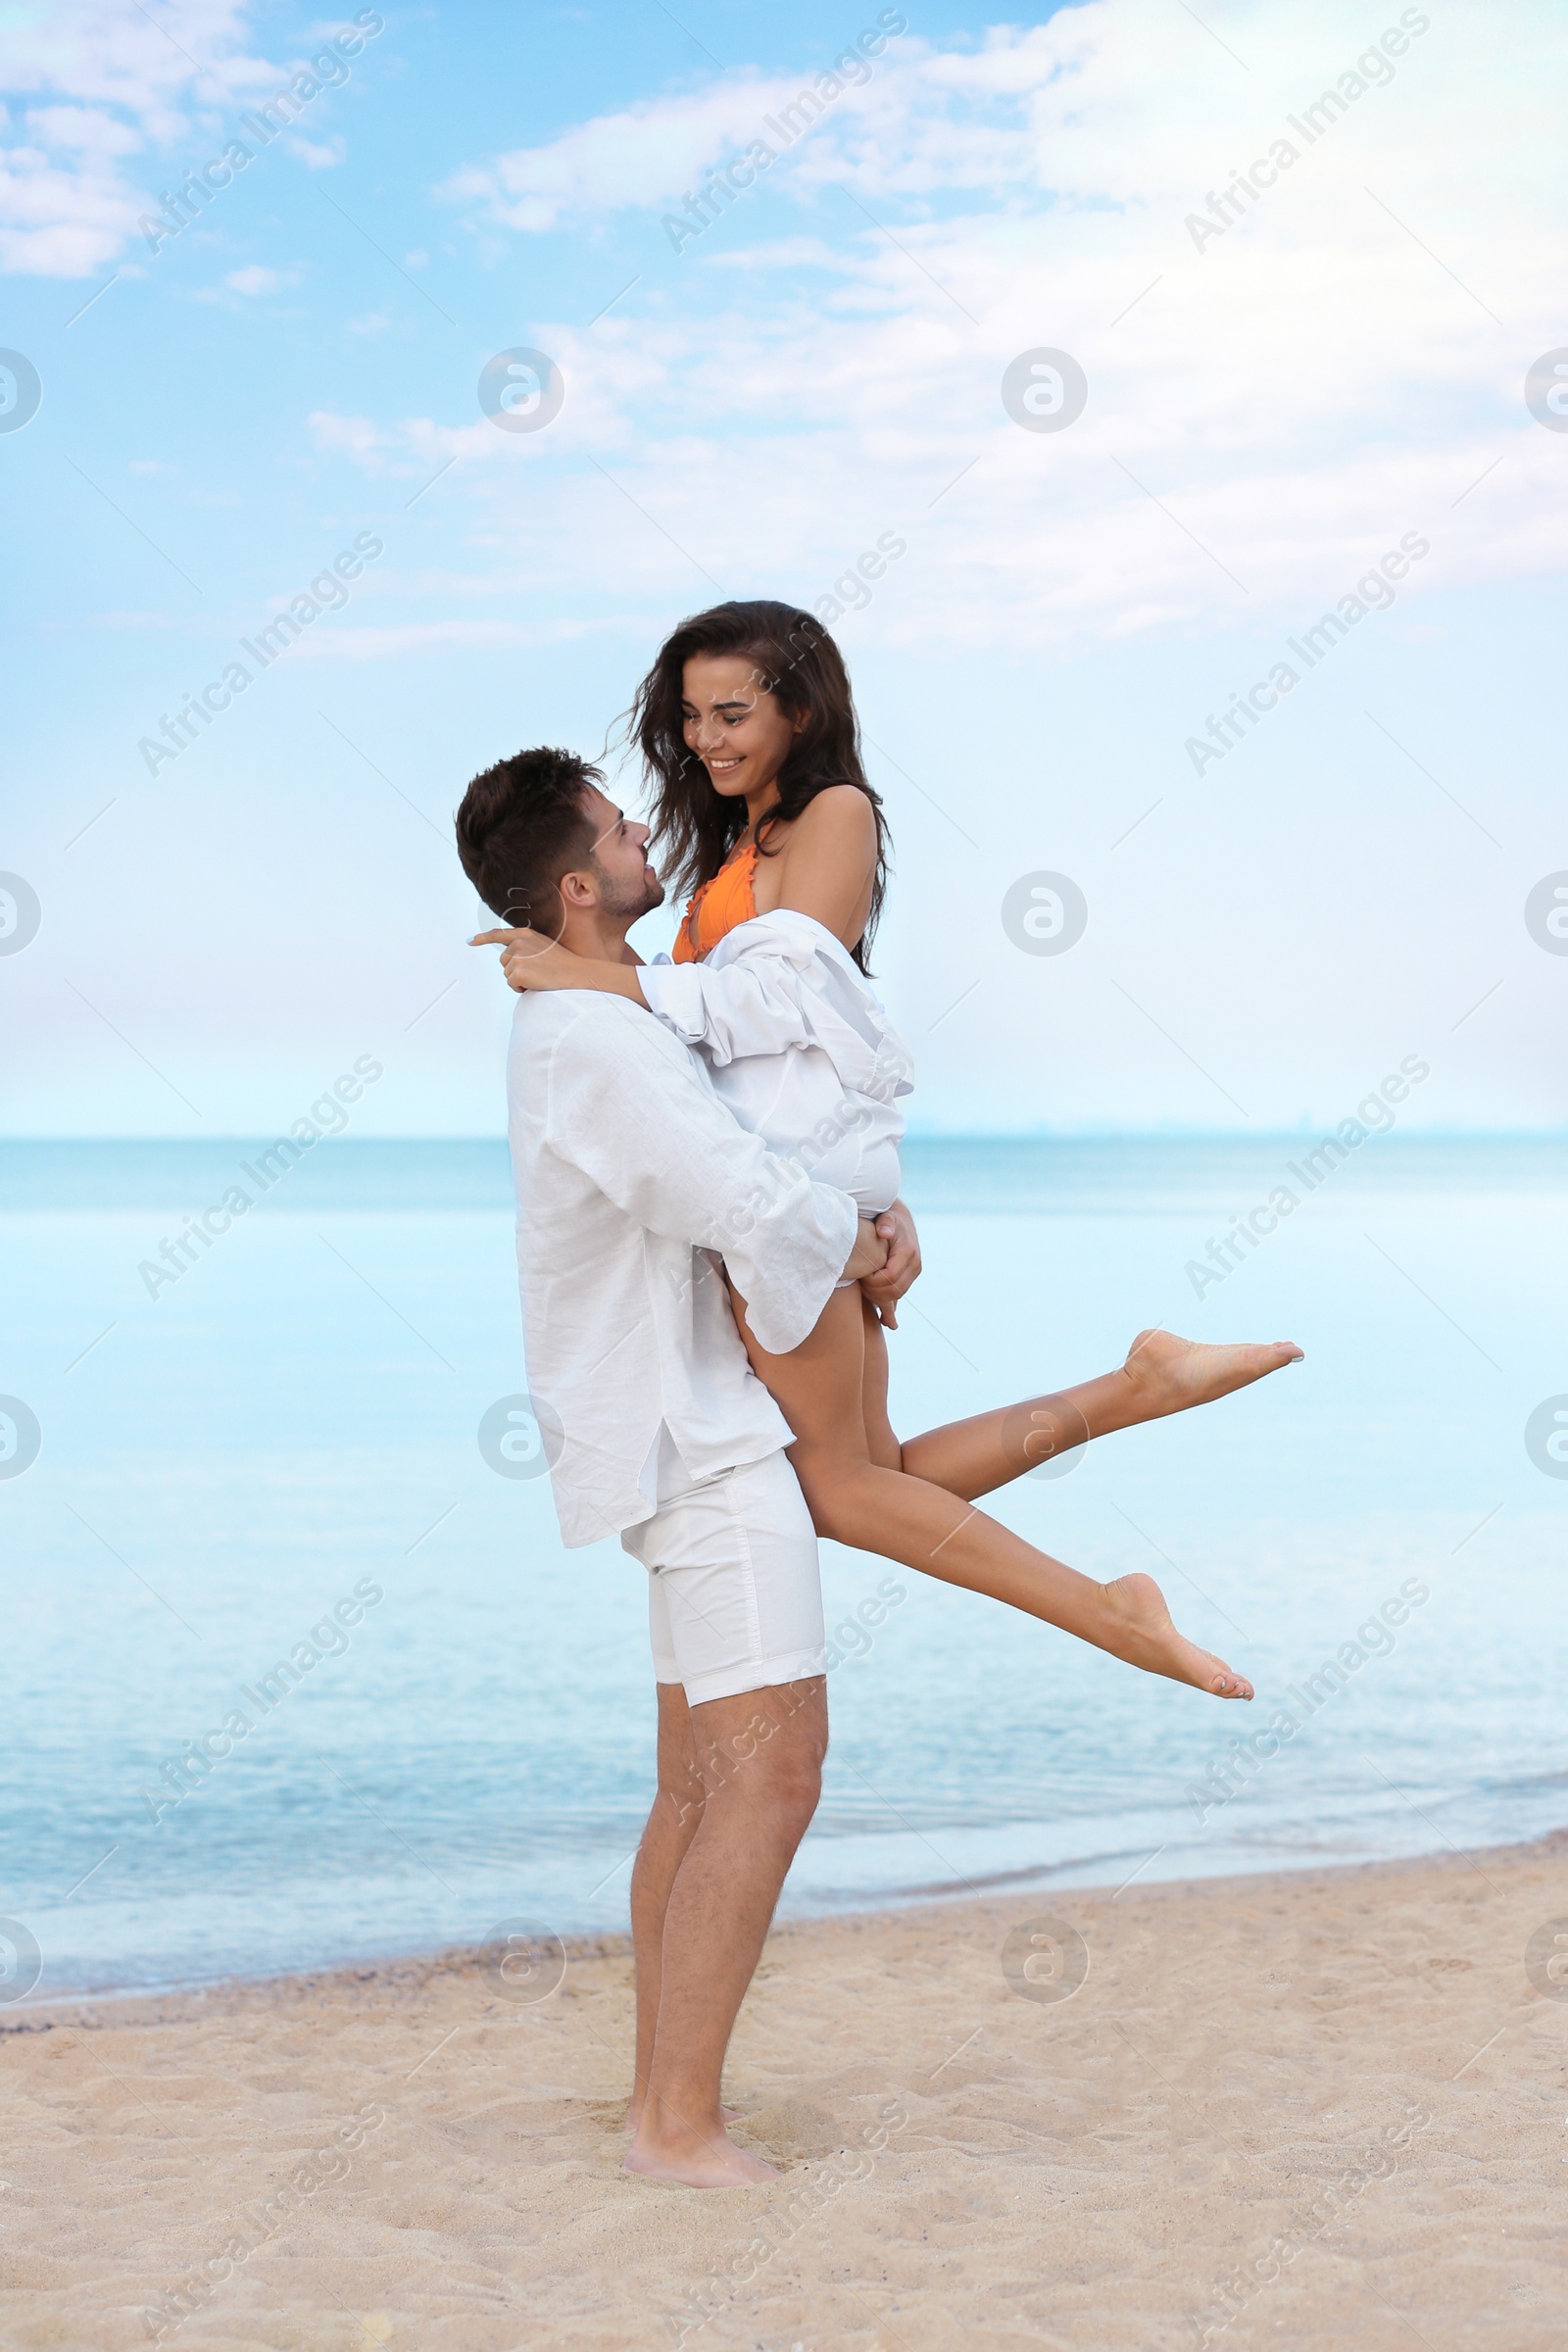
left=507, top=989, right=858, bottom=1548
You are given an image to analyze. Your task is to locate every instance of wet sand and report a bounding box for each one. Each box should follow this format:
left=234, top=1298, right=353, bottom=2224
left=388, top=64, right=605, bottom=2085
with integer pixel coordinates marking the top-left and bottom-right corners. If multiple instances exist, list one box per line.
left=5, top=1833, right=1565, bottom=2350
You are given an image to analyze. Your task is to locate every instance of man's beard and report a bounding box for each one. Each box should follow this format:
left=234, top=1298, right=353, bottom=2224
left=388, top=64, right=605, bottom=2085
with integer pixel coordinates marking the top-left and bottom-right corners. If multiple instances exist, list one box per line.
left=590, top=859, right=665, bottom=922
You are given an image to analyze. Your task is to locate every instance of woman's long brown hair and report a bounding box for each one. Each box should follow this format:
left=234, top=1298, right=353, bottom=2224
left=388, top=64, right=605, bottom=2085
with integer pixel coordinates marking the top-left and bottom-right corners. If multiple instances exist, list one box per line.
left=628, top=600, right=890, bottom=973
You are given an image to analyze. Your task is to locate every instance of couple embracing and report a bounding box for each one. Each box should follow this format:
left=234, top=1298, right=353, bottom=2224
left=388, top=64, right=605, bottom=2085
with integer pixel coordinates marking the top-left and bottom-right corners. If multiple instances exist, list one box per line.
left=456, top=598, right=1301, bottom=2189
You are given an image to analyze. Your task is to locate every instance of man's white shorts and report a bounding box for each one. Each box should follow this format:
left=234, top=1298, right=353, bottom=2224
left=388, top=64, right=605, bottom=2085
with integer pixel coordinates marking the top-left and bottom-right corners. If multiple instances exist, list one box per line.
left=619, top=1448, right=826, bottom=1706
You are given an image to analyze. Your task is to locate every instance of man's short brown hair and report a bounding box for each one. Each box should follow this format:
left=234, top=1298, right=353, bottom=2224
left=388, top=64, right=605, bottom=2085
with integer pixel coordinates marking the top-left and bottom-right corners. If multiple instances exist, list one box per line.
left=454, top=746, right=602, bottom=927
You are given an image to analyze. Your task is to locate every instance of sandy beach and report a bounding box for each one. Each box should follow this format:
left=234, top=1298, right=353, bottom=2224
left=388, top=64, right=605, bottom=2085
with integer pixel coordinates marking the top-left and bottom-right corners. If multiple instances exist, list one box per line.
left=6, top=1835, right=1564, bottom=2352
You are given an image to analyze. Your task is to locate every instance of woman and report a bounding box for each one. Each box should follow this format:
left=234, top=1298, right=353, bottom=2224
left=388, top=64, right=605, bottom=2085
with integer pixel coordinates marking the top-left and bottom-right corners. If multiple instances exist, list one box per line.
left=478, top=600, right=1302, bottom=1700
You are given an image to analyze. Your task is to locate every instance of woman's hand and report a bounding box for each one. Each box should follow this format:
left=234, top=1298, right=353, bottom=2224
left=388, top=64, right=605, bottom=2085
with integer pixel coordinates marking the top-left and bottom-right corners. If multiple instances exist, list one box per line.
left=841, top=1217, right=891, bottom=1285
left=470, top=926, right=579, bottom=992
left=470, top=928, right=649, bottom=1006
left=859, top=1200, right=921, bottom=1328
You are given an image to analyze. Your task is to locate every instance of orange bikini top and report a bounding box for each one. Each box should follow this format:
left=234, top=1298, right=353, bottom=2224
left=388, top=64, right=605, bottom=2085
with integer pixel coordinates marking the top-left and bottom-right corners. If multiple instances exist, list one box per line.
left=671, top=843, right=759, bottom=963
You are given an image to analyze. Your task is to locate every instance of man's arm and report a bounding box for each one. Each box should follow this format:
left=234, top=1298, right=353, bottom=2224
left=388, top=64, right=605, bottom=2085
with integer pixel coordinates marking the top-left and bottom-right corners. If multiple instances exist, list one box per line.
left=537, top=997, right=863, bottom=1356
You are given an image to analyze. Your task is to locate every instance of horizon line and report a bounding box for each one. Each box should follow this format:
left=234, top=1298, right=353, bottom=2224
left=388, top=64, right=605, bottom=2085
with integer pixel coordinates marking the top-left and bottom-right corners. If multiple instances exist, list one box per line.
left=2, top=1129, right=1565, bottom=1148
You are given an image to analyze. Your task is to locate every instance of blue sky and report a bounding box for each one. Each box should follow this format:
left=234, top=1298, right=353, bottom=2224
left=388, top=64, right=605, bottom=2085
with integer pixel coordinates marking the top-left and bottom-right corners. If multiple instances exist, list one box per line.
left=3, top=0, right=1566, bottom=1136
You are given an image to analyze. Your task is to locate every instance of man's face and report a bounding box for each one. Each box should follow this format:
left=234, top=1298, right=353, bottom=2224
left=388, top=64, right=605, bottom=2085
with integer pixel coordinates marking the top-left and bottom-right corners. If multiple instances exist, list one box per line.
left=577, top=787, right=664, bottom=921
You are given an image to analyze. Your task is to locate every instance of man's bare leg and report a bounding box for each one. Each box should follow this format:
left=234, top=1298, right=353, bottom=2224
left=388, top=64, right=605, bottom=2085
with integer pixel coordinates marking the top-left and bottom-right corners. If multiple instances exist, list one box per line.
left=626, top=1683, right=707, bottom=2132
left=626, top=1677, right=826, bottom=2188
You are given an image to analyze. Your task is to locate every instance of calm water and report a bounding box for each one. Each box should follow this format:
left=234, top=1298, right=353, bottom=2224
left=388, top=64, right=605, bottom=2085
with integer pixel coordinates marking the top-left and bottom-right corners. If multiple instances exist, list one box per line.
left=2, top=1136, right=1564, bottom=2000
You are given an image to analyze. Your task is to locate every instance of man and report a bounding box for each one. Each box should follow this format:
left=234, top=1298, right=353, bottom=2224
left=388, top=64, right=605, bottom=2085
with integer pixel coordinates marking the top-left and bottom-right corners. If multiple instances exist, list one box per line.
left=459, top=745, right=901, bottom=2190
left=459, top=746, right=1299, bottom=2190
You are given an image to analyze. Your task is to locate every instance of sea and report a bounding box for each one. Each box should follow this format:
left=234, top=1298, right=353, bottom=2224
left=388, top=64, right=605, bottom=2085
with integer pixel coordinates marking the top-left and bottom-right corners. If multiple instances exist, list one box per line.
left=2, top=1134, right=1564, bottom=2001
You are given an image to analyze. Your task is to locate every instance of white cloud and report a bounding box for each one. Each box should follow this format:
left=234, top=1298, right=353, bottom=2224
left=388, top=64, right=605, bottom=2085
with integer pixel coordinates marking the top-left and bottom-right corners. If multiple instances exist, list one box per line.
left=223, top=262, right=295, bottom=294
left=436, top=19, right=1133, bottom=234
left=0, top=0, right=270, bottom=125
left=0, top=0, right=258, bottom=272
left=307, top=409, right=388, bottom=463
left=0, top=0, right=366, bottom=274
left=285, top=130, right=344, bottom=169
left=404, top=0, right=1568, bottom=650
left=288, top=614, right=626, bottom=660
left=306, top=407, right=500, bottom=474
left=440, top=71, right=817, bottom=231
left=24, top=104, right=142, bottom=158
left=0, top=142, right=143, bottom=274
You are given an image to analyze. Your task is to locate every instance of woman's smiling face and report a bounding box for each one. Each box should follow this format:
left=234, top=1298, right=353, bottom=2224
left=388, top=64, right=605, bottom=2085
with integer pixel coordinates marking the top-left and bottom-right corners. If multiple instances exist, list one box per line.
left=681, top=653, right=804, bottom=807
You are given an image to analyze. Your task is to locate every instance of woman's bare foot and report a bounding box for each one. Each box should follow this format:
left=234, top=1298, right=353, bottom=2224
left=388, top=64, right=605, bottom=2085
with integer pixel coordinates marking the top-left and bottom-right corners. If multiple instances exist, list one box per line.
left=1122, top=1327, right=1302, bottom=1419
left=624, top=2123, right=778, bottom=2187
left=1097, top=1570, right=1253, bottom=1699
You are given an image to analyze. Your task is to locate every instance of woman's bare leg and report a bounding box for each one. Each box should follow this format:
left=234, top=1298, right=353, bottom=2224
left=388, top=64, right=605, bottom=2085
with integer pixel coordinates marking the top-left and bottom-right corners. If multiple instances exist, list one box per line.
left=735, top=1282, right=1254, bottom=1700
left=858, top=1293, right=904, bottom=1469
left=857, top=1294, right=1299, bottom=1498
left=906, top=1327, right=1304, bottom=1494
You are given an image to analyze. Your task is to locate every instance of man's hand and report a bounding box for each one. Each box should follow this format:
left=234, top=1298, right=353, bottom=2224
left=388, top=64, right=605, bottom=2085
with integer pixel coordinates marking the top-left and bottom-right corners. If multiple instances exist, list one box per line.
left=841, top=1217, right=891, bottom=1285
left=470, top=926, right=578, bottom=993
left=858, top=1199, right=921, bottom=1329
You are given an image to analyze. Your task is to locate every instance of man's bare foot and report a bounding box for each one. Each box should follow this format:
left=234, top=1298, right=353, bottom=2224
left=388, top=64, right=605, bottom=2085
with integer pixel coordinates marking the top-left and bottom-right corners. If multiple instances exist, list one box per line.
left=624, top=2124, right=778, bottom=2187
left=1122, top=1327, right=1302, bottom=1419
left=1097, top=1570, right=1253, bottom=1699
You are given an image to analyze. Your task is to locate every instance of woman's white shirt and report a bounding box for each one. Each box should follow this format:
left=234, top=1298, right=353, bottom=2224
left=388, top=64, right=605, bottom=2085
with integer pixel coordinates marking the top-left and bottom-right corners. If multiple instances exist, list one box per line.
left=636, top=909, right=914, bottom=1214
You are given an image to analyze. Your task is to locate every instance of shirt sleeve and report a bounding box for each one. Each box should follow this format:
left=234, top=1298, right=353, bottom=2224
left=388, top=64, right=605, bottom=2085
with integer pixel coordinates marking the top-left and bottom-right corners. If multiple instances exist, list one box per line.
left=541, top=996, right=859, bottom=1355
left=638, top=915, right=905, bottom=1097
